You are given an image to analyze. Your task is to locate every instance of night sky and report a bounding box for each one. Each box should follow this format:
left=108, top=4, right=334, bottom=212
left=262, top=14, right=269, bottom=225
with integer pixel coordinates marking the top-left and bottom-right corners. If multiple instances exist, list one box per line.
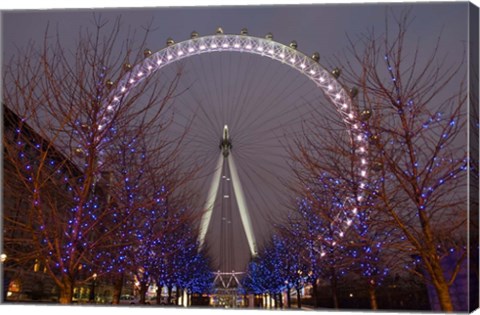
left=1, top=1, right=470, bottom=273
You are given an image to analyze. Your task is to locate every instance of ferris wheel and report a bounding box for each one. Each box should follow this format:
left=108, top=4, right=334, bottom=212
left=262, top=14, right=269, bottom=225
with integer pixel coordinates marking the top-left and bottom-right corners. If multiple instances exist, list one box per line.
left=100, top=27, right=370, bottom=273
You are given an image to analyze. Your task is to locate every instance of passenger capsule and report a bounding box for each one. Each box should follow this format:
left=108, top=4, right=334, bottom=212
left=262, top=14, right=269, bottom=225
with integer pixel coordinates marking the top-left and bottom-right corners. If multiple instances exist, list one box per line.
left=80, top=123, right=89, bottom=131
left=265, top=32, right=273, bottom=40
left=166, top=38, right=175, bottom=46
left=74, top=148, right=84, bottom=157
left=372, top=161, right=383, bottom=172
left=143, top=49, right=152, bottom=57
left=369, top=134, right=380, bottom=145
left=331, top=67, right=341, bottom=78
left=360, top=109, right=372, bottom=121
left=289, top=40, right=298, bottom=49
left=311, top=52, right=320, bottom=62
left=191, top=31, right=199, bottom=39
left=240, top=28, right=248, bottom=35
left=106, top=80, right=114, bottom=88
left=123, top=63, right=132, bottom=71
left=216, top=27, right=224, bottom=34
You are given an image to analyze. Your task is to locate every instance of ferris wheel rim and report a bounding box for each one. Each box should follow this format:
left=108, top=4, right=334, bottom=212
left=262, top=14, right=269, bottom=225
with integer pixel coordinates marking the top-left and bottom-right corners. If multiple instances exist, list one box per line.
left=106, top=34, right=355, bottom=120
left=100, top=31, right=371, bottom=244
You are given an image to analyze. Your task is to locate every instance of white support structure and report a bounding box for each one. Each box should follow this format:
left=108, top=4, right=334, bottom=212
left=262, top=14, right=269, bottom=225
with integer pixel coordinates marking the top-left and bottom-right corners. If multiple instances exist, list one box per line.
left=213, top=270, right=245, bottom=308
left=228, top=154, right=257, bottom=256
left=198, top=153, right=224, bottom=251
left=198, top=125, right=258, bottom=257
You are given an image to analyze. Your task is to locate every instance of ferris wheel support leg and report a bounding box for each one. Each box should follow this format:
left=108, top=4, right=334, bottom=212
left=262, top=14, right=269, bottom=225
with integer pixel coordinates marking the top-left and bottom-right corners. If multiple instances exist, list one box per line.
left=228, top=154, right=258, bottom=257
left=198, top=152, right=224, bottom=250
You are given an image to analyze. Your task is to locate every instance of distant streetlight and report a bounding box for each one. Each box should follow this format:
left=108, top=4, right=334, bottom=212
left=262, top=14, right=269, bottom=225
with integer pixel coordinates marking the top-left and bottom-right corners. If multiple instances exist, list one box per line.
left=0, top=253, right=6, bottom=263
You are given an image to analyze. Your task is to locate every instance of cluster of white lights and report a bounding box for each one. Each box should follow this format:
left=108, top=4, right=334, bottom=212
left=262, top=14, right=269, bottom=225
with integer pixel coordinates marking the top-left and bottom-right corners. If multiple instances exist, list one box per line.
left=101, top=32, right=370, bottom=247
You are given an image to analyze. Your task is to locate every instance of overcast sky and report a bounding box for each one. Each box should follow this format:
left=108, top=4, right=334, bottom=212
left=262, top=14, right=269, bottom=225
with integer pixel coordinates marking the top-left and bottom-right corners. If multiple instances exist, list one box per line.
left=1, top=1, right=471, bottom=273
left=1, top=2, right=469, bottom=63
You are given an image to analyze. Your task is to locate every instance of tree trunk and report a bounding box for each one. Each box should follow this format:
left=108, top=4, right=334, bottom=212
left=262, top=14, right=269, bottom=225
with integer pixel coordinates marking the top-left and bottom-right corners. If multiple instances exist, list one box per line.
left=89, top=279, right=96, bottom=303
left=368, top=283, right=378, bottom=310
left=287, top=287, right=291, bottom=308
left=156, top=286, right=161, bottom=305
left=331, top=275, right=339, bottom=309
left=418, top=245, right=455, bottom=311
left=278, top=292, right=283, bottom=309
left=59, top=277, right=74, bottom=304
left=432, top=273, right=454, bottom=312
left=296, top=287, right=302, bottom=309
left=168, top=285, right=173, bottom=305
left=3, top=272, right=10, bottom=302
left=139, top=281, right=148, bottom=304
left=312, top=280, right=318, bottom=308
left=111, top=272, right=124, bottom=305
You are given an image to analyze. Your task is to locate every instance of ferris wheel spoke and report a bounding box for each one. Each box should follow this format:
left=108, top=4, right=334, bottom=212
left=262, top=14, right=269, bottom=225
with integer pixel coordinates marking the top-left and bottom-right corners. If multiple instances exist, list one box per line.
left=102, top=33, right=369, bottom=273
left=234, top=157, right=288, bottom=232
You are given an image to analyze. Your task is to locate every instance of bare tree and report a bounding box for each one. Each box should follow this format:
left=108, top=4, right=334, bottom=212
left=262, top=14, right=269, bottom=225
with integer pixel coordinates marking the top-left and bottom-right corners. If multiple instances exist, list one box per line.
left=2, top=15, right=187, bottom=304
left=288, top=10, right=467, bottom=311
left=91, top=113, right=198, bottom=304
left=344, top=11, right=467, bottom=312
left=286, top=95, right=395, bottom=309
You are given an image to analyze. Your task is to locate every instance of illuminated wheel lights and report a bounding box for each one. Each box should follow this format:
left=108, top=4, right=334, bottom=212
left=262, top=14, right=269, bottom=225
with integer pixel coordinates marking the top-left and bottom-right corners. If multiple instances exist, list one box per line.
left=101, top=29, right=370, bottom=248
